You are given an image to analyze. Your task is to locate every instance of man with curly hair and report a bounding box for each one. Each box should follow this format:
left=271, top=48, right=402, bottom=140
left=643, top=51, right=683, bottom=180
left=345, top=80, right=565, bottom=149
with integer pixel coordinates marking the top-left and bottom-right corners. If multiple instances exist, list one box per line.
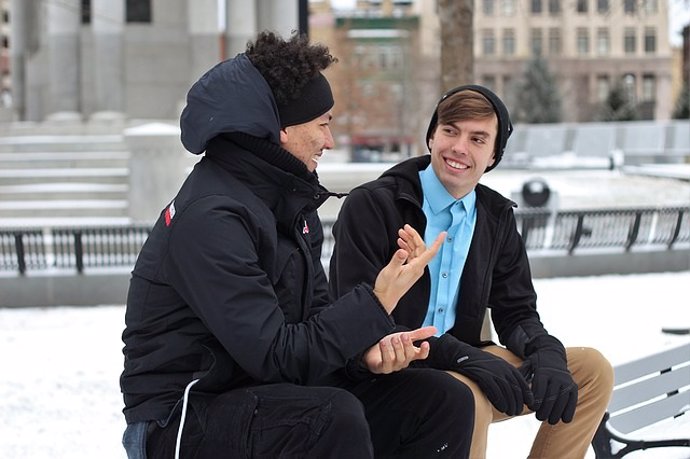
left=120, top=31, right=475, bottom=458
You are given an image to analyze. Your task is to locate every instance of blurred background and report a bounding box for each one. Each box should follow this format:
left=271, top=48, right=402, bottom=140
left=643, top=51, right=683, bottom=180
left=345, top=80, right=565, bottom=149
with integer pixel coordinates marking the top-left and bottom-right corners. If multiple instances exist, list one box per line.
left=0, top=0, right=688, bottom=307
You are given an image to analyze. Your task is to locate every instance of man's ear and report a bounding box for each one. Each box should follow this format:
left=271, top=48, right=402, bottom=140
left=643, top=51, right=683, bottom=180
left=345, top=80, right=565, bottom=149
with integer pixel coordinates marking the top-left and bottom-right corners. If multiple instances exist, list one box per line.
left=279, top=128, right=289, bottom=144
left=488, top=152, right=496, bottom=167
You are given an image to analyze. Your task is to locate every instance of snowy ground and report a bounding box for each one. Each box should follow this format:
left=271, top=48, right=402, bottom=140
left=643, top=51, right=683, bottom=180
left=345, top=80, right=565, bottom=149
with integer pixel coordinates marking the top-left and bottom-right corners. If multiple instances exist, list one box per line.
left=1, top=271, right=689, bottom=459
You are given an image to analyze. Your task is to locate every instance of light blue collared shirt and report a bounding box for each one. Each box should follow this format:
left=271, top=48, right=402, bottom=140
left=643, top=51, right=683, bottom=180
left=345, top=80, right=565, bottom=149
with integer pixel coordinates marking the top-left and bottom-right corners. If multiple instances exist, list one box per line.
left=419, top=165, right=477, bottom=335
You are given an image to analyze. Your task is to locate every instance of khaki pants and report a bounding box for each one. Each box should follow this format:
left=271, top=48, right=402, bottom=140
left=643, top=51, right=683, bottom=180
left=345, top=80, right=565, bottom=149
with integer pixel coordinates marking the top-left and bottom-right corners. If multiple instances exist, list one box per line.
left=448, top=346, right=614, bottom=459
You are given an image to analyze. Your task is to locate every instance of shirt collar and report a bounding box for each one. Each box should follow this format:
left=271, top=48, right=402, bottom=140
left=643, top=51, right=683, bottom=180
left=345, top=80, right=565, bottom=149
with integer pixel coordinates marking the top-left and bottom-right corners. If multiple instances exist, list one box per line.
left=419, top=163, right=476, bottom=216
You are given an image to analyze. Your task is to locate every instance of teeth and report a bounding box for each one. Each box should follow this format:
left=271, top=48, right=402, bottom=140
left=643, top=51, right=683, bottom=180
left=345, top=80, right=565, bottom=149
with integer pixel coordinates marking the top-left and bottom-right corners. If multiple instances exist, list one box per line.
left=446, top=159, right=467, bottom=169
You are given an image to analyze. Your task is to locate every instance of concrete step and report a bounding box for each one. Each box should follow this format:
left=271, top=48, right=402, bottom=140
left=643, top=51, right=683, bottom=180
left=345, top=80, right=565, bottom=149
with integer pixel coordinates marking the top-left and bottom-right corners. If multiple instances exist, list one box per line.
left=0, top=151, right=130, bottom=169
left=0, top=183, right=128, bottom=201
left=0, top=135, right=126, bottom=153
left=0, top=200, right=129, bottom=218
left=0, top=168, right=128, bottom=185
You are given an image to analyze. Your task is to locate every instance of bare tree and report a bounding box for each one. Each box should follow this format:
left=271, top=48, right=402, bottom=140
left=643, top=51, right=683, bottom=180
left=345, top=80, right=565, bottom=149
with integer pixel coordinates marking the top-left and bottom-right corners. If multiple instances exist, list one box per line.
left=438, top=0, right=474, bottom=91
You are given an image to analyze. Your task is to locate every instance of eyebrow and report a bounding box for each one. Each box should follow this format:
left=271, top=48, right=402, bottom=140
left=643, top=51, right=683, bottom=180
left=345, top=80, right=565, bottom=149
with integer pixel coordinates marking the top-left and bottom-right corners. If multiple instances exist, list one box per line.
left=444, top=123, right=492, bottom=139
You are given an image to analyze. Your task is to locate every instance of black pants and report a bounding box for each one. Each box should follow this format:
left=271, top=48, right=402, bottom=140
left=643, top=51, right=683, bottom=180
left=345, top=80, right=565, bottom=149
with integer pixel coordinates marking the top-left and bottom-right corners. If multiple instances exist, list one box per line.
left=345, top=368, right=474, bottom=458
left=147, top=370, right=473, bottom=458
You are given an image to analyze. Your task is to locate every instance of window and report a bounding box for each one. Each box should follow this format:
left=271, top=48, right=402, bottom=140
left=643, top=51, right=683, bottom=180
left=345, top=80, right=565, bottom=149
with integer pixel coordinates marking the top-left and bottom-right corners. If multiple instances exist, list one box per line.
left=483, top=75, right=496, bottom=91
left=501, top=0, right=516, bottom=16
left=623, top=0, right=636, bottom=14
left=642, top=74, right=655, bottom=101
left=624, top=28, right=636, bottom=54
left=577, top=0, right=588, bottom=13
left=548, top=0, right=561, bottom=14
left=596, top=75, right=610, bottom=102
left=549, top=0, right=561, bottom=16
left=483, top=0, right=495, bottom=15
left=503, top=29, right=516, bottom=55
left=643, top=0, right=658, bottom=14
left=577, top=28, right=589, bottom=55
left=548, top=28, right=561, bottom=55
left=623, top=73, right=636, bottom=102
left=126, top=0, right=152, bottom=23
left=531, top=28, right=543, bottom=56
left=483, top=29, right=496, bottom=55
left=597, top=0, right=609, bottom=13
left=644, top=28, right=656, bottom=53
left=597, top=28, right=610, bottom=55
left=81, top=0, right=91, bottom=24
left=531, top=0, right=543, bottom=14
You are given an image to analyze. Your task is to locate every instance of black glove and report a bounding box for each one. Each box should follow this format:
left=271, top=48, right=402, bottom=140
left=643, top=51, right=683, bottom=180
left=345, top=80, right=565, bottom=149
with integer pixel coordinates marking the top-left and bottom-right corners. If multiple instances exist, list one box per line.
left=425, top=334, right=533, bottom=416
left=519, top=334, right=578, bottom=425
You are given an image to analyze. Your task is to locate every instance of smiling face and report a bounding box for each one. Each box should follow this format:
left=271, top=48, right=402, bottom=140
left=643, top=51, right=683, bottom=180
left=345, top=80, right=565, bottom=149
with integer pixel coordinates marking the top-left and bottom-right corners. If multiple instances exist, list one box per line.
left=279, top=111, right=335, bottom=172
left=428, top=115, right=497, bottom=199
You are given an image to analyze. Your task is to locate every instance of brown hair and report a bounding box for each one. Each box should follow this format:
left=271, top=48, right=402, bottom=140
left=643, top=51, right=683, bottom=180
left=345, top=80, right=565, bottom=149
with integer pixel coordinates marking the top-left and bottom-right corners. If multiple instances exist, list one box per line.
left=436, top=89, right=497, bottom=130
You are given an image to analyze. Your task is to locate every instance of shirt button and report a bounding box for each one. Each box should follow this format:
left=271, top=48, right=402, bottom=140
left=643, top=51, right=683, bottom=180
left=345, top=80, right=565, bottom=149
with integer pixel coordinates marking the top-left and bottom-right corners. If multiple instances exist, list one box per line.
left=441, top=272, right=448, bottom=278
left=447, top=236, right=453, bottom=242
left=438, top=308, right=444, bottom=313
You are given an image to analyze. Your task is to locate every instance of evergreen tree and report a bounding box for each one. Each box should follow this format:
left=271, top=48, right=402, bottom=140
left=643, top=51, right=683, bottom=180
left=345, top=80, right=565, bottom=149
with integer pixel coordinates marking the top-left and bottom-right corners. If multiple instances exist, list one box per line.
left=515, top=55, right=562, bottom=123
left=672, top=82, right=689, bottom=119
left=597, top=81, right=638, bottom=121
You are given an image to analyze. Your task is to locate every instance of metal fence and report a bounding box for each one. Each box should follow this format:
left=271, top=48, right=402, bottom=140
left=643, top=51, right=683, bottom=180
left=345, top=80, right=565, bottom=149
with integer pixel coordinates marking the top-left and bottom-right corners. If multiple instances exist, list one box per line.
left=1, top=225, right=151, bottom=274
left=1, top=206, right=688, bottom=275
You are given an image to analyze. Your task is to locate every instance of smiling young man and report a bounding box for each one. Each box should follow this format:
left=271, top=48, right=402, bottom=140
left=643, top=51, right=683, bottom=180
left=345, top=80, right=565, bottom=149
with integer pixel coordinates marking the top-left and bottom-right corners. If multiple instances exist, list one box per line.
left=120, top=31, right=475, bottom=459
left=330, top=85, right=614, bottom=458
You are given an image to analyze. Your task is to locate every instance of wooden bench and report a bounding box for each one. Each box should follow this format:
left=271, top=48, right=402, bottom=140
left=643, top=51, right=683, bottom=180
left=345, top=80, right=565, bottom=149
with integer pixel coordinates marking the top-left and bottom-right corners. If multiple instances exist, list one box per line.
left=591, top=342, right=690, bottom=458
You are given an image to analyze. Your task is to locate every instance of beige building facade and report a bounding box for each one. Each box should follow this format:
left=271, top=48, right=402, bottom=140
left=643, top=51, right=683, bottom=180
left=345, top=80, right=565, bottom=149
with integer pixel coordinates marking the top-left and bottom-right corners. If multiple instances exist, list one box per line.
left=417, top=0, right=674, bottom=121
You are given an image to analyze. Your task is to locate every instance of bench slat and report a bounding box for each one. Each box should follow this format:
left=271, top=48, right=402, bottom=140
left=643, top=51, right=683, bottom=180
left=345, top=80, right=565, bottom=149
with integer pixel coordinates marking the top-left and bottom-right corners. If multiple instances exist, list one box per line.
left=614, top=343, right=690, bottom=383
left=608, top=388, right=690, bottom=433
left=609, top=364, right=690, bottom=412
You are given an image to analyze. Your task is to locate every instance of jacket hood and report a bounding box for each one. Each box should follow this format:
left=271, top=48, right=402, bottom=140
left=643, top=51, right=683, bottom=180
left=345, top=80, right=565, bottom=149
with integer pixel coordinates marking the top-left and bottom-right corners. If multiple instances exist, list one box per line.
left=180, top=54, right=281, bottom=154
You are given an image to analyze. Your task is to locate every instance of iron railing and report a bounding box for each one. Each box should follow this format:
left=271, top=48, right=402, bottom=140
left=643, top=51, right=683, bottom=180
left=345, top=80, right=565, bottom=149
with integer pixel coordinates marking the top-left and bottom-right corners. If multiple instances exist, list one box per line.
left=1, top=206, right=688, bottom=275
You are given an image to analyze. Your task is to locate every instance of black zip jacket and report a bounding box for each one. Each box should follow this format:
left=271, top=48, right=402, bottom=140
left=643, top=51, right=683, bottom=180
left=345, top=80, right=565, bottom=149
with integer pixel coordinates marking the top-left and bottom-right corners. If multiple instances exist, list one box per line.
left=120, top=56, right=394, bottom=424
left=329, top=156, right=553, bottom=362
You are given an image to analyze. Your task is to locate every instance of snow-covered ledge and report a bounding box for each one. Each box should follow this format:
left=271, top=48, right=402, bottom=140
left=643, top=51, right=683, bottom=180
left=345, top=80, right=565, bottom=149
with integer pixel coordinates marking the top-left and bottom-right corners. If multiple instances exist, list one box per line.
left=124, top=122, right=198, bottom=223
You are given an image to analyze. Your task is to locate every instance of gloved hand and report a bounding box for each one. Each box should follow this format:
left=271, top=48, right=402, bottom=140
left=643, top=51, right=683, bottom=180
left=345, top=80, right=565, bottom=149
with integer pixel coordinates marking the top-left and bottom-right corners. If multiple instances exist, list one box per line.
left=425, top=334, right=533, bottom=416
left=519, top=334, right=578, bottom=425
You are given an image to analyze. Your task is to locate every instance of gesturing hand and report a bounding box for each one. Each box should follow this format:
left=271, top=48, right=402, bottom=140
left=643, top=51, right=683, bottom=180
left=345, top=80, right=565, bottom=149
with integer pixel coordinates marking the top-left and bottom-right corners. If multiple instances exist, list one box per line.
left=373, top=225, right=446, bottom=314
left=363, top=326, right=438, bottom=375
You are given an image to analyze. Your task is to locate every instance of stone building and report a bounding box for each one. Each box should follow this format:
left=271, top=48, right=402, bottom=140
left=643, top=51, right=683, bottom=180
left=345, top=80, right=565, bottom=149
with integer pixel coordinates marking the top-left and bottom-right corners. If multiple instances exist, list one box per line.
left=418, top=0, right=675, bottom=121
left=7, top=0, right=304, bottom=122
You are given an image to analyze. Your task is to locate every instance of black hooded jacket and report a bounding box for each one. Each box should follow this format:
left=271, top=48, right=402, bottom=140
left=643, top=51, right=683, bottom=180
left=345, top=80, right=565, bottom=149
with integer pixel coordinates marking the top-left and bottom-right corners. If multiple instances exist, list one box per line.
left=329, top=156, right=552, bottom=360
left=120, top=55, right=394, bottom=424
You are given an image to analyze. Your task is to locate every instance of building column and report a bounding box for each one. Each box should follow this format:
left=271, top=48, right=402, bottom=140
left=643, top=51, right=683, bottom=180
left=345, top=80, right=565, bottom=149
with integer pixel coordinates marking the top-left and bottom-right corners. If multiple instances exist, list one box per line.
left=188, top=0, right=221, bottom=79
left=257, top=0, right=299, bottom=38
left=225, top=0, right=257, bottom=58
left=45, top=0, right=81, bottom=120
left=90, top=0, right=125, bottom=120
left=9, top=0, right=28, bottom=120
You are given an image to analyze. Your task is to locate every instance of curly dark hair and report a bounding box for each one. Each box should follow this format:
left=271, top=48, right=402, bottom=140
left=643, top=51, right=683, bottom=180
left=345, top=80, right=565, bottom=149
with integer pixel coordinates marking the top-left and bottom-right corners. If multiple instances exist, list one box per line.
left=245, top=30, right=337, bottom=106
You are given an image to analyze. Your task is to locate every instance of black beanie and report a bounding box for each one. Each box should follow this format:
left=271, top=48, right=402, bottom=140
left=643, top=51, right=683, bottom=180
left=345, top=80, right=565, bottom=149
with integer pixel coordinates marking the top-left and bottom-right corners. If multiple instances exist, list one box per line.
left=277, top=73, right=334, bottom=128
left=425, top=84, right=513, bottom=172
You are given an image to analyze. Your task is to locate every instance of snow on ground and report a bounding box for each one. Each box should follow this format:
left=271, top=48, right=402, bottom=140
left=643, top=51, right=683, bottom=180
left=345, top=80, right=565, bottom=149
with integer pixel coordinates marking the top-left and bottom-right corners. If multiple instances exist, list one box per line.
left=0, top=271, right=689, bottom=459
